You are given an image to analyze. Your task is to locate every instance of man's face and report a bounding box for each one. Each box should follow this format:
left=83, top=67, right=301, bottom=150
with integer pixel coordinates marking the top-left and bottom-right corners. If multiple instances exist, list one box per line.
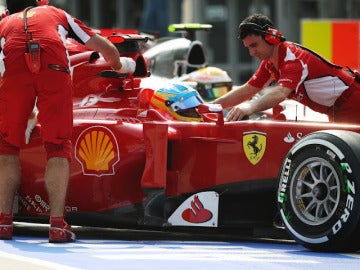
left=242, top=34, right=274, bottom=61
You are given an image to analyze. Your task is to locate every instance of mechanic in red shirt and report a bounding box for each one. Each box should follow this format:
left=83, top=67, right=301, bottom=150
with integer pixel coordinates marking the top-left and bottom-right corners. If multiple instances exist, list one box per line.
left=213, top=13, right=360, bottom=123
left=0, top=0, right=135, bottom=242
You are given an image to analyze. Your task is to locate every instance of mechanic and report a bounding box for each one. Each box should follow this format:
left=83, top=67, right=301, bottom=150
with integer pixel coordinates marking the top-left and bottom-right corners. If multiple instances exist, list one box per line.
left=0, top=0, right=135, bottom=243
left=212, top=13, right=360, bottom=123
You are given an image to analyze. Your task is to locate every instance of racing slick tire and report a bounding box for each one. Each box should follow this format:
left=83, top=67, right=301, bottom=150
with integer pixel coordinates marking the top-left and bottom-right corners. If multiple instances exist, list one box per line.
left=277, top=130, right=360, bottom=252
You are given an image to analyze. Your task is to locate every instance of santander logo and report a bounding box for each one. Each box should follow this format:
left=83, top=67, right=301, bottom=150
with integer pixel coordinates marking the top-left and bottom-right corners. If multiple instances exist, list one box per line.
left=181, top=195, right=213, bottom=223
left=168, top=191, right=219, bottom=227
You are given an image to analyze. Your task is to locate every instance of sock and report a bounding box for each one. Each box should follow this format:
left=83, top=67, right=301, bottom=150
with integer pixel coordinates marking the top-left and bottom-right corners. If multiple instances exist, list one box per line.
left=50, top=216, right=64, bottom=228
left=0, top=212, right=13, bottom=225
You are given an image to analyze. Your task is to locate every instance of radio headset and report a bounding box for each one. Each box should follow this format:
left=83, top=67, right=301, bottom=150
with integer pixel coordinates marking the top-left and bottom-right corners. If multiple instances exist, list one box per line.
left=239, top=22, right=286, bottom=45
left=24, top=6, right=41, bottom=73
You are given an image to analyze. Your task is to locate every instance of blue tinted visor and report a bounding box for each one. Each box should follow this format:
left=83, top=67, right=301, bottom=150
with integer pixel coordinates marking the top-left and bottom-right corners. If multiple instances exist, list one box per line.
left=197, top=82, right=233, bottom=101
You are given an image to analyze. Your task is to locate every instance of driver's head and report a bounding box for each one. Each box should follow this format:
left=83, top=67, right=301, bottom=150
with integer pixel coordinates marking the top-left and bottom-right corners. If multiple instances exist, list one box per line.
left=238, top=13, right=274, bottom=40
left=6, top=0, right=39, bottom=14
left=150, top=83, right=204, bottom=122
left=183, top=67, right=233, bottom=102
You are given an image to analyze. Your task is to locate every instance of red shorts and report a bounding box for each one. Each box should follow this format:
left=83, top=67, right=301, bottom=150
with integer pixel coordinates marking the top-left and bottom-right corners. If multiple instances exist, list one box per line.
left=0, top=63, right=73, bottom=159
left=331, top=82, right=360, bottom=123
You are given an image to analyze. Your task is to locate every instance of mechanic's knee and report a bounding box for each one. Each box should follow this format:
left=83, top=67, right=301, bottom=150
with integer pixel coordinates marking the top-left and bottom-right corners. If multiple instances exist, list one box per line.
left=44, top=140, right=72, bottom=162
left=0, top=135, right=20, bottom=155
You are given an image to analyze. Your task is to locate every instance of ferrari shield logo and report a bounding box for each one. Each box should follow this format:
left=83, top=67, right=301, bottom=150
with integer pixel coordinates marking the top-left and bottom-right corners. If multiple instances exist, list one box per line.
left=243, top=131, right=267, bottom=165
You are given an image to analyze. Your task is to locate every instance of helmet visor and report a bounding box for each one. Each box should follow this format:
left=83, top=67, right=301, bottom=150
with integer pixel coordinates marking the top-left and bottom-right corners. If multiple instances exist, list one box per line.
left=170, top=93, right=203, bottom=111
left=176, top=107, right=202, bottom=119
left=197, top=82, right=232, bottom=101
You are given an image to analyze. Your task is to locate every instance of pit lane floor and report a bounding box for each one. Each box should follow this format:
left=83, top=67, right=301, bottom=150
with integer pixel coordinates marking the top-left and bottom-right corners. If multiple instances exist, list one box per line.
left=1, top=222, right=360, bottom=270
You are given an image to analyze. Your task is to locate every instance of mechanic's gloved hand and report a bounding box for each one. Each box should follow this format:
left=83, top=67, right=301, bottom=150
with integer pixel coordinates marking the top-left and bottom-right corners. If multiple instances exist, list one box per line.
left=25, top=111, right=38, bottom=144
left=119, top=57, right=136, bottom=74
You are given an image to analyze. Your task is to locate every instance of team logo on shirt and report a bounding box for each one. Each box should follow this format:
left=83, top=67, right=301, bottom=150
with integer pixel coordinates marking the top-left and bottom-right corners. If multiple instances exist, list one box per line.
left=18, top=10, right=36, bottom=19
left=75, top=126, right=120, bottom=177
left=243, top=131, right=267, bottom=165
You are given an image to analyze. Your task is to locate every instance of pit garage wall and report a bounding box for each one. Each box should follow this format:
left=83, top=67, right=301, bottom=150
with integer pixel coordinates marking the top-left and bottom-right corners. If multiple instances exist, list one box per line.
left=301, top=20, right=360, bottom=71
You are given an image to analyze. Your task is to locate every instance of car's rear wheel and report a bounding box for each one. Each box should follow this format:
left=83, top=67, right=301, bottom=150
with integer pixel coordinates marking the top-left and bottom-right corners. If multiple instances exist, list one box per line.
left=277, top=130, right=360, bottom=252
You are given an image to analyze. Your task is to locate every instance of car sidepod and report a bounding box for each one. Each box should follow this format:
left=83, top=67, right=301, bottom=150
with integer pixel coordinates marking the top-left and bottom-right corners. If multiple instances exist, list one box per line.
left=278, top=130, right=360, bottom=252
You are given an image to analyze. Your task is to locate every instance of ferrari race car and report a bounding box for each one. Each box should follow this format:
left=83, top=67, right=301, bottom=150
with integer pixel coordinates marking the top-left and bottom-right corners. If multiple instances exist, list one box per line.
left=16, top=34, right=360, bottom=253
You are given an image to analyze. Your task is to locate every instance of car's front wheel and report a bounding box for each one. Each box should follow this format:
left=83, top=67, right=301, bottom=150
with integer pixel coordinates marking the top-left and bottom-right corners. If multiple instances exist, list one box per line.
left=278, top=130, right=360, bottom=252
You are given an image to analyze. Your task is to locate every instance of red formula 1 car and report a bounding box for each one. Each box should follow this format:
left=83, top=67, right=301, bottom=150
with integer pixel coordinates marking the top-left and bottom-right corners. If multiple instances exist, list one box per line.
left=16, top=34, right=360, bottom=253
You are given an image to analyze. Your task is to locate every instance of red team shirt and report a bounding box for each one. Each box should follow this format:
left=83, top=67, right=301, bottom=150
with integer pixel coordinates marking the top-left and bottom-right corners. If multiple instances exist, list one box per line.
left=0, top=5, right=95, bottom=73
left=0, top=5, right=95, bottom=158
left=247, top=42, right=360, bottom=122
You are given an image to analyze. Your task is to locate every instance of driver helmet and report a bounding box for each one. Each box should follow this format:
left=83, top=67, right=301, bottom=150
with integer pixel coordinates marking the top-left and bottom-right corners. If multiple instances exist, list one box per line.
left=182, top=66, right=233, bottom=101
left=150, top=83, right=204, bottom=122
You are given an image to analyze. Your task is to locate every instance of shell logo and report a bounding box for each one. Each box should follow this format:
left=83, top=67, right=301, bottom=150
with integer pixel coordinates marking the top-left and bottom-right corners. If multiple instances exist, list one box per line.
left=75, top=126, right=120, bottom=177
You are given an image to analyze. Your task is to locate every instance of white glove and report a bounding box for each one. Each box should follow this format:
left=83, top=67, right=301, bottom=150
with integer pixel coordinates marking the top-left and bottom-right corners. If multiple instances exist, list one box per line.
left=119, top=57, right=136, bottom=74
left=25, top=111, right=38, bottom=144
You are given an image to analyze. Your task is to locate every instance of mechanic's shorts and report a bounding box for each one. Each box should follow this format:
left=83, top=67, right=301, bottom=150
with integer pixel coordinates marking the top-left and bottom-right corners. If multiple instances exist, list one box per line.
left=0, top=65, right=73, bottom=160
left=331, top=81, right=360, bottom=123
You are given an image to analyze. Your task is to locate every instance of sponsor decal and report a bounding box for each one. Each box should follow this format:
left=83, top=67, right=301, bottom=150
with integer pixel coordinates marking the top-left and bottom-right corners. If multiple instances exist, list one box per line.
left=283, top=132, right=303, bottom=143
left=278, top=157, right=291, bottom=203
left=284, top=132, right=295, bottom=143
left=75, top=126, right=120, bottom=177
left=243, top=131, right=266, bottom=165
left=278, top=78, right=293, bottom=84
left=181, top=195, right=213, bottom=223
left=294, top=92, right=304, bottom=103
left=80, top=95, right=99, bottom=107
left=80, top=94, right=121, bottom=107
left=20, top=194, right=50, bottom=213
left=168, top=191, right=219, bottom=227
left=332, top=163, right=355, bottom=235
left=20, top=194, right=77, bottom=214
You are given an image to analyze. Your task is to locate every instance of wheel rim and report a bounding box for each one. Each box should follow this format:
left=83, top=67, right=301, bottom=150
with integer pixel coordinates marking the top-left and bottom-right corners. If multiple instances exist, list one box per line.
left=290, top=157, right=341, bottom=226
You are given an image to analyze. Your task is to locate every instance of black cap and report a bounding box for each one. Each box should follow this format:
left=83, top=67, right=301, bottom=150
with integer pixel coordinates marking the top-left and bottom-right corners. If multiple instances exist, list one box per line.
left=6, top=0, right=37, bottom=14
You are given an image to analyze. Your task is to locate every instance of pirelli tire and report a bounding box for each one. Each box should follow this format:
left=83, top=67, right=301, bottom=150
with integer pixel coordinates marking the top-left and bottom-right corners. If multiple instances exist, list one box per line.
left=277, top=130, right=360, bottom=252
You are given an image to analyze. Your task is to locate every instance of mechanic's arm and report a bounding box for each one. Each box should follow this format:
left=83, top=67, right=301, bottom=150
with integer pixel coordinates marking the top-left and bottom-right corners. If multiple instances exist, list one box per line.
left=226, top=85, right=292, bottom=121
left=212, top=82, right=261, bottom=108
left=85, top=34, right=121, bottom=70
left=85, top=34, right=135, bottom=73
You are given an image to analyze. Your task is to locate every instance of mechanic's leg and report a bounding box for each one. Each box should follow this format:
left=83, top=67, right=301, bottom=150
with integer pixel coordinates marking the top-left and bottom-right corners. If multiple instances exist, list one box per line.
left=0, top=154, right=21, bottom=239
left=45, top=156, right=75, bottom=242
left=0, top=154, right=20, bottom=213
left=43, top=140, right=75, bottom=242
left=36, top=69, right=74, bottom=242
left=44, top=157, right=70, bottom=217
left=0, top=71, right=33, bottom=218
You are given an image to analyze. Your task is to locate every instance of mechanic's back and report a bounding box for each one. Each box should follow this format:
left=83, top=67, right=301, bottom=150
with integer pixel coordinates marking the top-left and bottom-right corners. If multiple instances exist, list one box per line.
left=0, top=0, right=134, bottom=243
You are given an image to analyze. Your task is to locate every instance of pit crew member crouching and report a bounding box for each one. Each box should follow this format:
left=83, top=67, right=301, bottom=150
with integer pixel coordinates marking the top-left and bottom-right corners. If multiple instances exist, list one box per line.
left=212, top=13, right=360, bottom=123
